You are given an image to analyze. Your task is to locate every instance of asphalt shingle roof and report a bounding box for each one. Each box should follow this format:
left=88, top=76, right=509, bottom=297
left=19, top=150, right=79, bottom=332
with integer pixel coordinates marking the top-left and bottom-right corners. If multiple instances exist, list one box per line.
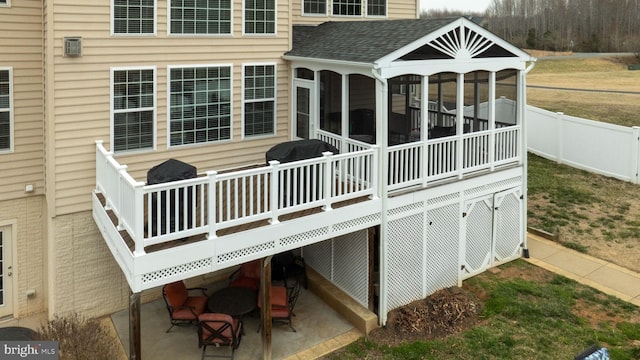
left=286, top=18, right=460, bottom=64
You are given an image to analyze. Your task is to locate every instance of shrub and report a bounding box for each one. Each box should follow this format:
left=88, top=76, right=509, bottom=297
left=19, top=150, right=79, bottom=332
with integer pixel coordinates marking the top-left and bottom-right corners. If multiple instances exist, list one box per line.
left=36, top=313, right=123, bottom=360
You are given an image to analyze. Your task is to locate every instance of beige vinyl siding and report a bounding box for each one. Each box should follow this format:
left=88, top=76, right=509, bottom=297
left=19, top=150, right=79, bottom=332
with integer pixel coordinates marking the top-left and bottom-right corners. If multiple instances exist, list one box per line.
left=0, top=0, right=44, bottom=201
left=386, top=0, right=418, bottom=19
left=291, top=0, right=417, bottom=24
left=50, top=0, right=292, bottom=215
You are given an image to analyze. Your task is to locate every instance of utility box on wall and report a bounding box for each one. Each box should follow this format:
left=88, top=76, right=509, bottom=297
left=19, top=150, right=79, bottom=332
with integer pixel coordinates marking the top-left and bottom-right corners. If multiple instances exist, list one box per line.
left=63, top=37, right=82, bottom=57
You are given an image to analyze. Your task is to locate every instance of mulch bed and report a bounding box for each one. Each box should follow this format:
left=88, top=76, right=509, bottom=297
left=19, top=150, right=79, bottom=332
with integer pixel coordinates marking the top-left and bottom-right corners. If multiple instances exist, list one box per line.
left=367, top=287, right=483, bottom=346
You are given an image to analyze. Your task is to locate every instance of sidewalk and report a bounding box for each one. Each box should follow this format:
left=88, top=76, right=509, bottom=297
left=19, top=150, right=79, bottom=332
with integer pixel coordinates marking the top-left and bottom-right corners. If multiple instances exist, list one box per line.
left=525, top=233, right=640, bottom=307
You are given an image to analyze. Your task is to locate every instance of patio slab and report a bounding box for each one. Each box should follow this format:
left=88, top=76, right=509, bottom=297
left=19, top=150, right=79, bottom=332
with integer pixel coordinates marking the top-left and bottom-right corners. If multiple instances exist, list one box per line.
left=110, top=282, right=355, bottom=360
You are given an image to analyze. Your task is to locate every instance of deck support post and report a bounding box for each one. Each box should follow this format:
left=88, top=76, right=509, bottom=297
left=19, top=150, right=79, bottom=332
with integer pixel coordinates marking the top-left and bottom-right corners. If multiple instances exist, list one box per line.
left=261, top=257, right=273, bottom=360
left=129, top=291, right=141, bottom=360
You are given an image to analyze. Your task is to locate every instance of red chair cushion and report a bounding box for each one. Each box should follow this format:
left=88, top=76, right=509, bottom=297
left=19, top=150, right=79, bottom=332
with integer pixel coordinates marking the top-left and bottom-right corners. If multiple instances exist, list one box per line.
left=257, top=286, right=288, bottom=308
left=229, top=276, right=259, bottom=290
left=164, top=281, right=188, bottom=308
left=198, top=313, right=241, bottom=345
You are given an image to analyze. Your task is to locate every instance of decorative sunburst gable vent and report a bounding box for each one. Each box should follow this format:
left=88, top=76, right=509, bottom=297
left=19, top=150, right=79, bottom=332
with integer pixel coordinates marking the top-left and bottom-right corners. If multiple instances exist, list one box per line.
left=429, top=25, right=494, bottom=60
left=398, top=21, right=518, bottom=62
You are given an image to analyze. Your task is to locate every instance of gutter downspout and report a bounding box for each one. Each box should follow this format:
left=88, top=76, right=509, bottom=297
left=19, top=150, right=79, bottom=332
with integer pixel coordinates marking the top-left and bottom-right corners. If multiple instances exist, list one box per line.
left=521, top=58, right=537, bottom=259
left=371, top=65, right=389, bottom=326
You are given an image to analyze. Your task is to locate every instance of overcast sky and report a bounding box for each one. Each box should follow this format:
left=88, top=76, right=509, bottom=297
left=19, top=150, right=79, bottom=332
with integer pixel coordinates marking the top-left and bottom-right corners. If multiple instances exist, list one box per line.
left=421, top=0, right=492, bottom=13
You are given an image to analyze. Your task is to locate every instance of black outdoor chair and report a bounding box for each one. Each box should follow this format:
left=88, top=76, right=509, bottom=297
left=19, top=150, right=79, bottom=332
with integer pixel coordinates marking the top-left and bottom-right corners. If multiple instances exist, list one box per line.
left=271, top=251, right=307, bottom=289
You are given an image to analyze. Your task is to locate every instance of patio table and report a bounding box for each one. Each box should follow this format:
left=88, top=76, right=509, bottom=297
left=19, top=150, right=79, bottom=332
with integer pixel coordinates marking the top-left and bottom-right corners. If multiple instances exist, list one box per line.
left=207, top=287, right=258, bottom=318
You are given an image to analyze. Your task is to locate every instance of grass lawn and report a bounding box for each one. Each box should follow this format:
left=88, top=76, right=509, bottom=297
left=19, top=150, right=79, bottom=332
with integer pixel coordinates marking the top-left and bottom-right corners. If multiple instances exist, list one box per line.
left=526, top=55, right=640, bottom=127
left=323, top=261, right=640, bottom=360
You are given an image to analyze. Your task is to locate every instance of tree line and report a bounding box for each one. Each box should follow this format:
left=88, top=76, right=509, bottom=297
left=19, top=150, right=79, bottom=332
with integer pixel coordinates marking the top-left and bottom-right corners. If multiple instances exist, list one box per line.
left=423, top=0, right=640, bottom=53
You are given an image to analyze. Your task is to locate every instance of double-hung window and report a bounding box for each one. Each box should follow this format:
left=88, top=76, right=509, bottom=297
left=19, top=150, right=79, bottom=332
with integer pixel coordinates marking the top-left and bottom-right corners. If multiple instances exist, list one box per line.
left=244, top=0, right=276, bottom=34
left=112, top=0, right=156, bottom=35
left=170, top=0, right=232, bottom=35
left=111, top=67, right=156, bottom=152
left=0, top=68, right=12, bottom=152
left=367, top=0, right=385, bottom=16
left=303, top=0, right=326, bottom=15
left=243, top=64, right=275, bottom=137
left=169, top=65, right=232, bottom=146
left=332, top=0, right=360, bottom=16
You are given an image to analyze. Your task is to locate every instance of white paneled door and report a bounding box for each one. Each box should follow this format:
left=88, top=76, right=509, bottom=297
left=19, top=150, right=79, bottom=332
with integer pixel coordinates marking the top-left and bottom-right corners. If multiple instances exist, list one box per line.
left=294, top=79, right=314, bottom=140
left=0, top=226, right=13, bottom=318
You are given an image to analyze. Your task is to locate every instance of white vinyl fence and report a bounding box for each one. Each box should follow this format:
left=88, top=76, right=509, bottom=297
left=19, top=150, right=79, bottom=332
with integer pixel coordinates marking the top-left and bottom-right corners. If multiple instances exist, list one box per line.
left=527, top=105, right=640, bottom=184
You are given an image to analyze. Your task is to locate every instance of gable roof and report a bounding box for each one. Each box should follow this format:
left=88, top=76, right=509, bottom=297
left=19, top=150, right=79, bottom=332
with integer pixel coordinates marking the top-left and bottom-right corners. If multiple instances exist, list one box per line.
left=285, top=17, right=531, bottom=66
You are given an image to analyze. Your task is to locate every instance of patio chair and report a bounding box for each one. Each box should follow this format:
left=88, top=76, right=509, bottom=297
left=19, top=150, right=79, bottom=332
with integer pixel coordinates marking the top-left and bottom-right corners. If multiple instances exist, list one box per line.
left=162, top=280, right=208, bottom=333
left=271, top=251, right=307, bottom=289
left=197, top=313, right=243, bottom=360
left=228, top=260, right=261, bottom=290
left=257, top=281, right=301, bottom=332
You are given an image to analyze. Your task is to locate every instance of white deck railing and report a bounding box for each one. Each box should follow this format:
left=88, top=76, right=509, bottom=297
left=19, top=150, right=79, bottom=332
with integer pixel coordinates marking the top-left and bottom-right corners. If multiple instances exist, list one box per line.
left=387, top=126, right=521, bottom=190
left=95, top=141, right=377, bottom=255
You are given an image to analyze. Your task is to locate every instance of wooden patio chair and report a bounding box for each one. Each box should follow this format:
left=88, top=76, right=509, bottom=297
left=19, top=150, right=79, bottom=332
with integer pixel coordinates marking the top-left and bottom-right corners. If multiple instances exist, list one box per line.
left=197, top=313, right=243, bottom=360
left=162, top=280, right=208, bottom=332
left=228, top=260, right=261, bottom=290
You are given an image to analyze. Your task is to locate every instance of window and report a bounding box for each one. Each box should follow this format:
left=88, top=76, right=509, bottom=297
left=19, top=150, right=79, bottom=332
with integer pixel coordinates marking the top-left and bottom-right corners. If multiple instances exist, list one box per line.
left=367, top=0, right=385, bottom=16
left=303, top=0, right=326, bottom=15
left=332, top=0, right=360, bottom=16
left=112, top=68, right=155, bottom=152
left=0, top=0, right=9, bottom=7
left=244, top=0, right=275, bottom=34
left=169, top=66, right=232, bottom=146
left=112, top=0, right=155, bottom=35
left=243, top=64, right=275, bottom=137
left=170, top=0, right=232, bottom=35
left=0, top=68, right=12, bottom=152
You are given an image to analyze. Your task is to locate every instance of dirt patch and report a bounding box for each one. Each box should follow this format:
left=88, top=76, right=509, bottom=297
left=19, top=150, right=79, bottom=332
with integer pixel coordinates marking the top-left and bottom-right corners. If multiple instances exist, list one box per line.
left=367, top=287, right=483, bottom=346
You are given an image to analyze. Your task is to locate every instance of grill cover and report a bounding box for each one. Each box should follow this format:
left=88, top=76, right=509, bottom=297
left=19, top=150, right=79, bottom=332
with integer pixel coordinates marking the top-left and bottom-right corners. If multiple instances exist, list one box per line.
left=266, top=139, right=338, bottom=164
left=147, top=159, right=197, bottom=185
left=147, top=159, right=197, bottom=236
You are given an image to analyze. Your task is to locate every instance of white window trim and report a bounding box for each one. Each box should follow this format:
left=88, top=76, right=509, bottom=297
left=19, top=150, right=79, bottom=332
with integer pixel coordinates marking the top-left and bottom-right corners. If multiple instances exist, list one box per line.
left=110, top=66, right=157, bottom=154
left=0, top=0, right=11, bottom=8
left=110, top=0, right=158, bottom=36
left=0, top=67, right=13, bottom=154
left=242, top=0, right=278, bottom=36
left=166, top=64, right=234, bottom=149
left=302, top=0, right=328, bottom=17
left=166, top=2, right=234, bottom=36
left=241, top=62, right=277, bottom=139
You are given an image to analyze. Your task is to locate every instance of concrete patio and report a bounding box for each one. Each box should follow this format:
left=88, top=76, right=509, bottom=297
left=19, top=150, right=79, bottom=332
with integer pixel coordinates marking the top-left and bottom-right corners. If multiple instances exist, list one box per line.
left=110, top=278, right=362, bottom=360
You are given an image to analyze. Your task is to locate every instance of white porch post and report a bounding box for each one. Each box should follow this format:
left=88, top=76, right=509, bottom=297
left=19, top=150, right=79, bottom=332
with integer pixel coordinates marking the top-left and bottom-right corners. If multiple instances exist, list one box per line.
left=372, top=66, right=389, bottom=326
left=341, top=74, right=349, bottom=152
left=421, top=75, right=429, bottom=188
left=456, top=73, right=464, bottom=179
left=488, top=72, right=496, bottom=171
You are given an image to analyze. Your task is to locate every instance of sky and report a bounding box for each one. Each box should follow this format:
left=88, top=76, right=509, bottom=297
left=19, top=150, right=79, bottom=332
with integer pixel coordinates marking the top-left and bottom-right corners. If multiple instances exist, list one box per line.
left=421, top=0, right=492, bottom=13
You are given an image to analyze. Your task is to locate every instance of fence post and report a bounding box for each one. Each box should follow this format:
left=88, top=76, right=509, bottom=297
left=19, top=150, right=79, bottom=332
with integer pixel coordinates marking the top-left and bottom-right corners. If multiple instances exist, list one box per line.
left=268, top=161, right=280, bottom=224
left=632, top=127, right=640, bottom=185
left=556, top=112, right=564, bottom=164
left=207, top=171, right=218, bottom=238
left=322, top=151, right=334, bottom=211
